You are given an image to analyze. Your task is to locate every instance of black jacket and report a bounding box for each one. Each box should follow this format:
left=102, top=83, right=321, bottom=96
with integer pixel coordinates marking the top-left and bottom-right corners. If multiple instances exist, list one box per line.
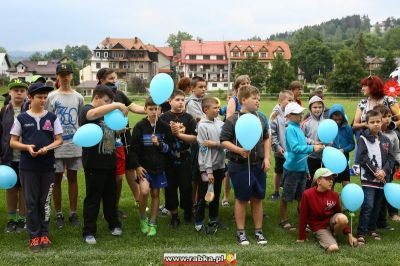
left=129, top=118, right=173, bottom=173
left=357, top=128, right=395, bottom=188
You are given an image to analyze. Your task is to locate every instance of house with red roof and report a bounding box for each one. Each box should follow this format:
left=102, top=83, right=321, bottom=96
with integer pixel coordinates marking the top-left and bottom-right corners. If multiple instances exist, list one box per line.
left=179, top=40, right=229, bottom=91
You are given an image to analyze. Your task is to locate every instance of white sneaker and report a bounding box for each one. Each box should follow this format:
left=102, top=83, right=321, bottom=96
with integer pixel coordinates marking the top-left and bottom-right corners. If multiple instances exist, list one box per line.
left=84, top=235, right=96, bottom=244
left=111, top=227, right=122, bottom=236
left=195, top=224, right=204, bottom=232
left=352, top=164, right=360, bottom=175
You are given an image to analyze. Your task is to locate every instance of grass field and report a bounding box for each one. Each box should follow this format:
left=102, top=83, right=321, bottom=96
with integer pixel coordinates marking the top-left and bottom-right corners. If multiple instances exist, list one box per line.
left=0, top=97, right=399, bottom=266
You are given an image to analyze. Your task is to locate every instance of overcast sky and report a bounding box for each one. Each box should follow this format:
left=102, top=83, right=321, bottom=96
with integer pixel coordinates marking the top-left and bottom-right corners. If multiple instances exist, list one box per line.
left=1, top=0, right=397, bottom=51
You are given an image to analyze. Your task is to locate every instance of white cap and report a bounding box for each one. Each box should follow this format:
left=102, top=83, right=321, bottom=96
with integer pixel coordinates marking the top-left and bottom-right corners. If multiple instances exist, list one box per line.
left=389, top=69, right=400, bottom=79
left=284, top=102, right=305, bottom=117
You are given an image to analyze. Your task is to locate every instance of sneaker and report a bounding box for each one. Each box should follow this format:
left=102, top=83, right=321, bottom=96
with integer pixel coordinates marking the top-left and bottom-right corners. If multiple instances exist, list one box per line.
left=69, top=213, right=80, bottom=227
left=15, top=219, right=27, bottom=233
left=237, top=232, right=250, bottom=245
left=117, top=209, right=127, bottom=219
left=206, top=223, right=218, bottom=235
left=29, top=237, right=42, bottom=252
left=195, top=224, right=205, bottom=232
left=159, top=205, right=170, bottom=216
left=271, top=192, right=280, bottom=201
left=215, top=221, right=227, bottom=230
left=40, top=236, right=52, bottom=249
left=84, top=235, right=97, bottom=245
left=140, top=218, right=149, bottom=234
left=352, top=164, right=360, bottom=175
left=255, top=232, right=268, bottom=245
left=169, top=216, right=180, bottom=228
left=4, top=220, right=16, bottom=233
left=55, top=213, right=64, bottom=229
left=147, top=223, right=157, bottom=236
left=378, top=224, right=395, bottom=231
left=111, top=227, right=122, bottom=236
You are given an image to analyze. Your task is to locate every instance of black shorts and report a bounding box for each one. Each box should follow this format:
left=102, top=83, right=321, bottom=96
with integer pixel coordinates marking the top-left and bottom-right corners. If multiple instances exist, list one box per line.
left=10, top=161, right=21, bottom=188
left=334, top=164, right=350, bottom=183
left=274, top=156, right=285, bottom=174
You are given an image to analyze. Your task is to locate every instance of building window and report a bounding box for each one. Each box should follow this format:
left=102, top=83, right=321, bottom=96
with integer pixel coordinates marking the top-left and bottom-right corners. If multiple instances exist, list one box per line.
left=217, top=55, right=224, bottom=60
left=123, top=62, right=129, bottom=69
left=189, top=65, right=196, bottom=71
left=245, top=52, right=253, bottom=57
left=104, top=52, right=108, bottom=58
left=232, top=52, right=240, bottom=57
left=110, top=62, right=117, bottom=69
left=139, top=63, right=144, bottom=69
left=189, top=55, right=196, bottom=60
left=224, top=83, right=228, bottom=87
left=95, top=52, right=100, bottom=57
left=203, top=65, right=210, bottom=70
left=260, top=52, right=267, bottom=58
left=96, top=63, right=101, bottom=69
left=203, top=55, right=210, bottom=60
left=212, top=83, right=218, bottom=87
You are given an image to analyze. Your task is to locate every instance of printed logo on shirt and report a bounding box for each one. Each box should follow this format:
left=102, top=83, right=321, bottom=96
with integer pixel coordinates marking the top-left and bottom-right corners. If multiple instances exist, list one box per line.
left=325, top=200, right=336, bottom=211
left=42, top=120, right=54, bottom=131
left=23, top=123, right=35, bottom=128
left=382, top=142, right=389, bottom=154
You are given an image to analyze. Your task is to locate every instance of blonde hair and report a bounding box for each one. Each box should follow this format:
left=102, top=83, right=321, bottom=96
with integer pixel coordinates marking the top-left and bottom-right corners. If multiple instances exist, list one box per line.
left=279, top=90, right=293, bottom=102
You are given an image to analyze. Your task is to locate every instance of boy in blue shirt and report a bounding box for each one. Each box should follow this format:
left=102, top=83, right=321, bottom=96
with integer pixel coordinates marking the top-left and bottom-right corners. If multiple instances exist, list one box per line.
left=10, top=83, right=63, bottom=252
left=279, top=102, right=323, bottom=231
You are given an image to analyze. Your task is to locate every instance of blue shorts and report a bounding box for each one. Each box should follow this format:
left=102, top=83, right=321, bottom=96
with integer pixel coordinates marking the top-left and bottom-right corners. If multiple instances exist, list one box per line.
left=282, top=169, right=307, bottom=202
left=228, top=161, right=266, bottom=201
left=145, top=172, right=168, bottom=189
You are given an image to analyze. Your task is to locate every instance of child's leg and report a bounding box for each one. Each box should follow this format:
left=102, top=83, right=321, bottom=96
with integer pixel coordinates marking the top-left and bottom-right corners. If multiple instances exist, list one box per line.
left=20, top=170, right=41, bottom=239
left=53, top=172, right=64, bottom=214
left=178, top=156, right=193, bottom=217
left=250, top=198, right=263, bottom=229
left=234, top=199, right=247, bottom=229
left=195, top=179, right=208, bottom=225
left=116, top=174, right=123, bottom=207
left=357, top=187, right=375, bottom=236
left=209, top=169, right=224, bottom=223
left=331, top=213, right=349, bottom=238
left=125, top=169, right=141, bottom=203
left=165, top=162, right=179, bottom=214
left=280, top=200, right=289, bottom=222
left=38, top=171, right=55, bottom=237
left=102, top=170, right=121, bottom=231
left=274, top=173, right=282, bottom=194
left=368, top=189, right=384, bottom=232
left=377, top=196, right=388, bottom=228
left=66, top=169, right=78, bottom=214
left=6, top=186, right=18, bottom=220
left=139, top=178, right=150, bottom=218
left=150, top=188, right=160, bottom=224
left=222, top=173, right=231, bottom=204
left=18, top=187, right=26, bottom=217
left=82, top=168, right=106, bottom=237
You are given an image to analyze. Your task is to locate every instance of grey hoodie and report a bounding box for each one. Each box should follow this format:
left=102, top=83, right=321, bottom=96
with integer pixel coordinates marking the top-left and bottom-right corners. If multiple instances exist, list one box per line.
left=301, top=95, right=325, bottom=159
left=185, top=94, right=205, bottom=121
left=270, top=104, right=286, bottom=158
left=382, top=129, right=400, bottom=164
left=197, top=117, right=225, bottom=173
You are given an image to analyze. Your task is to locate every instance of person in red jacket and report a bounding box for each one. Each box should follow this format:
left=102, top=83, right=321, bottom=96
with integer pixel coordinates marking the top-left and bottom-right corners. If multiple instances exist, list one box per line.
left=297, top=168, right=358, bottom=252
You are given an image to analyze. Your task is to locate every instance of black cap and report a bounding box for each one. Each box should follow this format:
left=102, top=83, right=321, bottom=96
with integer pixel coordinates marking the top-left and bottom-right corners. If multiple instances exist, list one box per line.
left=56, top=63, right=73, bottom=74
left=28, top=83, right=53, bottom=95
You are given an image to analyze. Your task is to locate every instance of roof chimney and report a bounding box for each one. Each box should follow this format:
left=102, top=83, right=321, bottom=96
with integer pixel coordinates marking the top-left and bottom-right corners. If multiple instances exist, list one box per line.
left=134, top=36, right=138, bottom=43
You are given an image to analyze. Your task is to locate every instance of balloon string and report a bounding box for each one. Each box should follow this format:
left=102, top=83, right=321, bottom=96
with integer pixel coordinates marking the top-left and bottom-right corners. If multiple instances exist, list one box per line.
left=153, top=106, right=158, bottom=135
left=248, top=156, right=250, bottom=187
left=350, top=213, right=353, bottom=236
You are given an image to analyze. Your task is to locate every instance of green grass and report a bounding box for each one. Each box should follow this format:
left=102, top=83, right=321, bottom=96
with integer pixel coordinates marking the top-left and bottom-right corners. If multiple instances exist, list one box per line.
left=0, top=98, right=399, bottom=265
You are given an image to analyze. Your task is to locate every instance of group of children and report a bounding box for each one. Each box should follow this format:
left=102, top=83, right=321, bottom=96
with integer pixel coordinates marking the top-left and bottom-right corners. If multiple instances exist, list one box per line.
left=1, top=67, right=399, bottom=252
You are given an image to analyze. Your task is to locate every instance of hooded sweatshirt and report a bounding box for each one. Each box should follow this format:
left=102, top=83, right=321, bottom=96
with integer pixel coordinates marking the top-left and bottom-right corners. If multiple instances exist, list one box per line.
left=270, top=104, right=287, bottom=158
left=197, top=117, right=225, bottom=173
left=382, top=127, right=400, bottom=167
left=358, top=128, right=395, bottom=188
left=327, top=104, right=355, bottom=159
left=301, top=96, right=325, bottom=159
left=185, top=94, right=205, bottom=121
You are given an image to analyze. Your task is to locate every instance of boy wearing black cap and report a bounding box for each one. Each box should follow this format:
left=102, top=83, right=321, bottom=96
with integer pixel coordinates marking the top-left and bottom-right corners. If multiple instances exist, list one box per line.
left=0, top=79, right=29, bottom=233
left=46, top=63, right=84, bottom=228
left=10, top=83, right=63, bottom=252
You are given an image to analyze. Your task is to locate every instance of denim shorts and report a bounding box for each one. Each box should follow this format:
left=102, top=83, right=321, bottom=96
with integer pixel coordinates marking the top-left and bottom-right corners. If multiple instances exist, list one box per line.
left=281, top=169, right=307, bottom=202
left=228, top=161, right=266, bottom=201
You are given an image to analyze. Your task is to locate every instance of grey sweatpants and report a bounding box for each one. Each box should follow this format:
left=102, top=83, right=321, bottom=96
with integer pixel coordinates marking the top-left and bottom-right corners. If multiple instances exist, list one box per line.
left=20, top=170, right=54, bottom=239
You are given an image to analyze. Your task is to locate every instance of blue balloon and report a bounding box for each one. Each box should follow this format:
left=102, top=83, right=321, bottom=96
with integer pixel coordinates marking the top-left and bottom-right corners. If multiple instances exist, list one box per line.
left=73, top=123, right=103, bottom=147
left=322, top=147, right=347, bottom=173
left=317, top=119, right=338, bottom=144
left=341, top=183, right=364, bottom=212
left=150, top=73, right=174, bottom=105
left=0, top=165, right=17, bottom=189
left=384, top=183, right=400, bottom=209
left=235, top=113, right=262, bottom=150
left=104, top=109, right=128, bottom=131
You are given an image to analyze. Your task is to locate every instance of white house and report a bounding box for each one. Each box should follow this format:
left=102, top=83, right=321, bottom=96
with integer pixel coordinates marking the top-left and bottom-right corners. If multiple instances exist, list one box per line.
left=0, top=53, right=11, bottom=77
